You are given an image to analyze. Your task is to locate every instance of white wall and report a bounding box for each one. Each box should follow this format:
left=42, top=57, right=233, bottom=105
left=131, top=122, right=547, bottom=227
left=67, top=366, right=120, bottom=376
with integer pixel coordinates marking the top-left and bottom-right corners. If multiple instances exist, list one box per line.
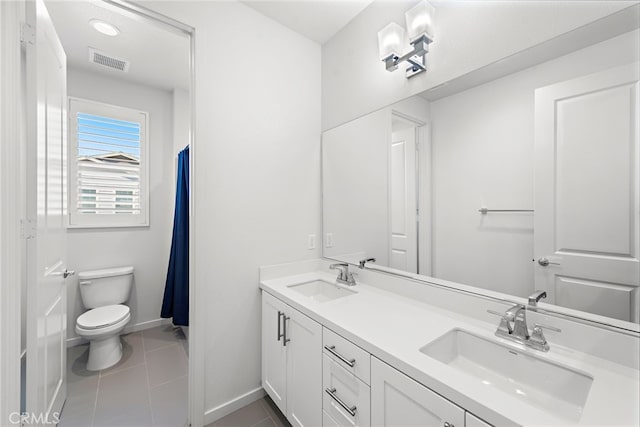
left=430, top=30, right=640, bottom=297
left=143, top=1, right=322, bottom=420
left=323, top=108, right=390, bottom=265
left=66, top=67, right=175, bottom=340
left=172, top=88, right=190, bottom=158
left=322, top=0, right=635, bottom=130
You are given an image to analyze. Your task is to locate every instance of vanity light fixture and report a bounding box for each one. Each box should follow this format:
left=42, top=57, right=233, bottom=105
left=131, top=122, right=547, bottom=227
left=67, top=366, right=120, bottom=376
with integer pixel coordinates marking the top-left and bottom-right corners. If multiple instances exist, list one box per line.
left=377, top=0, right=435, bottom=78
left=90, top=19, right=120, bottom=37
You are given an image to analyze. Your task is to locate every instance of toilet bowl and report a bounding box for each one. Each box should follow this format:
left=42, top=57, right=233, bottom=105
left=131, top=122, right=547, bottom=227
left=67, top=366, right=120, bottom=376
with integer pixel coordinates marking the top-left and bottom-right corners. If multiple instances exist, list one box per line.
left=76, top=304, right=131, bottom=371
left=75, top=266, right=134, bottom=371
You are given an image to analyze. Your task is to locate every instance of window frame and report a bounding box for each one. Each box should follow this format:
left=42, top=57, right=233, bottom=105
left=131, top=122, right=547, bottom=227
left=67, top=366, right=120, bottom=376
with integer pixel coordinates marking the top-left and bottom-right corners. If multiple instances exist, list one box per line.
left=68, top=97, right=150, bottom=228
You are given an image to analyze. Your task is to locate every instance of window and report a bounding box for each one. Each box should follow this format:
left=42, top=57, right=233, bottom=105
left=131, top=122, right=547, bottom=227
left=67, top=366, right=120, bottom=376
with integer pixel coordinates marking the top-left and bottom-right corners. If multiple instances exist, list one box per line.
left=68, top=98, right=149, bottom=227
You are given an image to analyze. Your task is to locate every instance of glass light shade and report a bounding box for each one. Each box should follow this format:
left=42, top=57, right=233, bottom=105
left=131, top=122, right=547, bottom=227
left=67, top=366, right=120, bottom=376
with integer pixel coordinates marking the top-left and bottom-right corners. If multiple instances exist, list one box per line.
left=405, top=0, right=435, bottom=43
left=377, top=22, right=405, bottom=60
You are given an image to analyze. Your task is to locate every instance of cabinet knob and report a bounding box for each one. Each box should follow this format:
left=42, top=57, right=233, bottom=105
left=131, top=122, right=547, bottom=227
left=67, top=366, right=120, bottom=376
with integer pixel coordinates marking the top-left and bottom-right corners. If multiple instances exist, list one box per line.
left=444, top=422, right=454, bottom=427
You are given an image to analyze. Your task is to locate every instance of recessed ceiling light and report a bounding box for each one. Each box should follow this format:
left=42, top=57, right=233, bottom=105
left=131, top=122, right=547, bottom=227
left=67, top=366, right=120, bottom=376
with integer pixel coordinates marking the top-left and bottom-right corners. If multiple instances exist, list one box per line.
left=89, top=19, right=120, bottom=37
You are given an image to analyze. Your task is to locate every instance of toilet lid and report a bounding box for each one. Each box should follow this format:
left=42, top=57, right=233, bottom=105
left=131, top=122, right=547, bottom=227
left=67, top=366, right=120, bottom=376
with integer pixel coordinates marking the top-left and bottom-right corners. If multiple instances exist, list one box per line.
left=77, top=304, right=130, bottom=330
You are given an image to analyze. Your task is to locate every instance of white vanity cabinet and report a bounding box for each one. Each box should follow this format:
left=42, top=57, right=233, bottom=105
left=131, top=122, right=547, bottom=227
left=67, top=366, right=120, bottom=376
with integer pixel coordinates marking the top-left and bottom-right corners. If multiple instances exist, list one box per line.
left=466, top=412, right=493, bottom=427
left=261, top=291, right=322, bottom=427
left=370, top=356, right=465, bottom=427
left=262, top=289, right=493, bottom=427
left=322, top=355, right=371, bottom=427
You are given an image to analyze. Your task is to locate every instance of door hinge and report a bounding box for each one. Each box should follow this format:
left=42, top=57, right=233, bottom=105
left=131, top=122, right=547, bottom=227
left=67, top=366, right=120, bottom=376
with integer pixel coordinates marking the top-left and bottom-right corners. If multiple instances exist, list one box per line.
left=20, top=22, right=35, bottom=46
left=21, top=219, right=35, bottom=239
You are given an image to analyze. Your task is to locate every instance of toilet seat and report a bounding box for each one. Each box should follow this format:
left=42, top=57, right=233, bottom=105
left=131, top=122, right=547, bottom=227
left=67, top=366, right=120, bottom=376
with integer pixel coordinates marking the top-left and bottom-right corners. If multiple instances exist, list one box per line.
left=77, top=304, right=130, bottom=330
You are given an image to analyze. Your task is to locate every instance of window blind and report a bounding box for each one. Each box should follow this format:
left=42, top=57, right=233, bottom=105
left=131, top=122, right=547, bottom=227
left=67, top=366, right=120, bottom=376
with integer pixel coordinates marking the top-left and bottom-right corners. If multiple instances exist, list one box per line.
left=76, top=112, right=141, bottom=215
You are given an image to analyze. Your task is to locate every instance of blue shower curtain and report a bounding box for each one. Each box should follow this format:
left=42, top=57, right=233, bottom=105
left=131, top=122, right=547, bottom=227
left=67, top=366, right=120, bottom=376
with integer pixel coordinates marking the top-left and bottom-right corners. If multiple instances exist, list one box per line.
left=161, top=146, right=189, bottom=326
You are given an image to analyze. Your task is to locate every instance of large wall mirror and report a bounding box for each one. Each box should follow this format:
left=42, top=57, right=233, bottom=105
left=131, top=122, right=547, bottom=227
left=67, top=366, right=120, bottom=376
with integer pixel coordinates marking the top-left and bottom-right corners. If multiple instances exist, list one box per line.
left=322, top=8, right=640, bottom=330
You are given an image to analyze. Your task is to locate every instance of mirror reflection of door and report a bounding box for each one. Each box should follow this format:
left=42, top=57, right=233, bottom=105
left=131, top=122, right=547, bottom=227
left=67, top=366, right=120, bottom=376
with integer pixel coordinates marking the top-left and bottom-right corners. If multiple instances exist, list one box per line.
left=389, top=116, right=419, bottom=273
left=534, top=62, right=640, bottom=323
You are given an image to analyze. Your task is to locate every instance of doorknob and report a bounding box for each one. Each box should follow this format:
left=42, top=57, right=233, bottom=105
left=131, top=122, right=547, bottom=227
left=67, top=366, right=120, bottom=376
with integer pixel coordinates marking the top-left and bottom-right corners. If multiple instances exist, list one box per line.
left=63, top=269, right=75, bottom=278
left=537, top=258, right=560, bottom=267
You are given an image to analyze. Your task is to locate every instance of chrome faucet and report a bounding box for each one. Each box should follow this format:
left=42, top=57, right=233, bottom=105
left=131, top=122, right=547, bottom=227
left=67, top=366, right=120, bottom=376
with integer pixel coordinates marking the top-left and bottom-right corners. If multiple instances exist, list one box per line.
left=329, top=263, right=357, bottom=286
left=489, top=292, right=561, bottom=352
left=528, top=290, right=547, bottom=308
left=358, top=258, right=376, bottom=269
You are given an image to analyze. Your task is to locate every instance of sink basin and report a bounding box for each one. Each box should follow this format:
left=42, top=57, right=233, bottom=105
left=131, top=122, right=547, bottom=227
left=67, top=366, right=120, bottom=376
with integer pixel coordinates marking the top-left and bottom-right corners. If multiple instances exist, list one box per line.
left=288, top=280, right=356, bottom=303
left=420, top=329, right=593, bottom=422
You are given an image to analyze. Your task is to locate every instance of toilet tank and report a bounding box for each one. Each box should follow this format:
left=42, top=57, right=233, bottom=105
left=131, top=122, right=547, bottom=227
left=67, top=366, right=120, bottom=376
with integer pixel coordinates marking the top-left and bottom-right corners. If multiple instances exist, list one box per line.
left=78, top=266, right=134, bottom=309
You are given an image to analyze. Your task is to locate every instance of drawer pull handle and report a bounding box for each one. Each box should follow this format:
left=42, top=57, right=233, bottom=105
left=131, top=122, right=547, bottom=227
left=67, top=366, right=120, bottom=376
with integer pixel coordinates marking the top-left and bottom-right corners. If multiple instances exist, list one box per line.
left=324, top=345, right=356, bottom=367
left=325, top=387, right=357, bottom=417
left=283, top=315, right=290, bottom=347
left=277, top=311, right=284, bottom=341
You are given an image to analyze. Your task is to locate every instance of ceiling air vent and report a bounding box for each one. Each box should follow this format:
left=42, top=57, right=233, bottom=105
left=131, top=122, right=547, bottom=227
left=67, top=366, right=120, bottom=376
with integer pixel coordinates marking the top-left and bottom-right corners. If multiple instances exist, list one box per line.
left=88, top=48, right=130, bottom=72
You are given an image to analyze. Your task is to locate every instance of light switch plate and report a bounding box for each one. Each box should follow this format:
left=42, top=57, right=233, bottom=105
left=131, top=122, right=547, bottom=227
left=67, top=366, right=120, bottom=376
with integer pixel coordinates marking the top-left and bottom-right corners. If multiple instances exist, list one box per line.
left=307, top=234, right=316, bottom=250
left=325, top=233, right=334, bottom=248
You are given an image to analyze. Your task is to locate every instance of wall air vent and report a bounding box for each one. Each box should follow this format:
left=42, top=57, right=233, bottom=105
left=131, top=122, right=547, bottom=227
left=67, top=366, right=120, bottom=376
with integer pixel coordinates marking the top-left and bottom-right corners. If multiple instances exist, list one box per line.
left=88, top=48, right=130, bottom=72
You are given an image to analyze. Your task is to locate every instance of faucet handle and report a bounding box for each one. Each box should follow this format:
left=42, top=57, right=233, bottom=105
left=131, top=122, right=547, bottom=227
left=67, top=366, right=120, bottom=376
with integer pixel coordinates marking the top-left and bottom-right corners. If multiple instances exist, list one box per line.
left=347, top=272, right=358, bottom=285
left=487, top=309, right=505, bottom=318
left=487, top=309, right=514, bottom=334
left=330, top=263, right=348, bottom=270
left=533, top=323, right=561, bottom=333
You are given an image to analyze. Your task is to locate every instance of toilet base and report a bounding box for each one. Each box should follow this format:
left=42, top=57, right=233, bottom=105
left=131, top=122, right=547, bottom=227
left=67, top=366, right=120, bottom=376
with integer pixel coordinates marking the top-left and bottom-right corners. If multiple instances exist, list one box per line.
left=87, top=335, right=123, bottom=371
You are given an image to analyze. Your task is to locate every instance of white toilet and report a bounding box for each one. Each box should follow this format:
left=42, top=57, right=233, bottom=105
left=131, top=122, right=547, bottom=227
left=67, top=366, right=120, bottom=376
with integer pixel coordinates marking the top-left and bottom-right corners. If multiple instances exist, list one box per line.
left=75, top=266, right=134, bottom=371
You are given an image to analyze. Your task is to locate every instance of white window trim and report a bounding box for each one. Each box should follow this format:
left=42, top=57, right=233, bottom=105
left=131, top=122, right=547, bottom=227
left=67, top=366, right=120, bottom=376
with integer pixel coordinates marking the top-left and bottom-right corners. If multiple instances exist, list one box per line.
left=68, top=97, right=150, bottom=228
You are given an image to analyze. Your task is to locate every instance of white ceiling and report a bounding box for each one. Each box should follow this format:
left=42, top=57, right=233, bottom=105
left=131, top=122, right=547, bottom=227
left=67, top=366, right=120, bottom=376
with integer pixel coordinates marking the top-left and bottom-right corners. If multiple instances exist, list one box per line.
left=242, top=0, right=375, bottom=44
left=46, top=0, right=190, bottom=91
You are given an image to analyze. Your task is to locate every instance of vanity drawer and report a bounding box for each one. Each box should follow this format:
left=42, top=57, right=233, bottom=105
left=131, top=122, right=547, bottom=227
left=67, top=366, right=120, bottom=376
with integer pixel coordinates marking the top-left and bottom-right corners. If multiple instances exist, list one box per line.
left=466, top=412, right=494, bottom=427
left=323, top=410, right=340, bottom=427
left=323, top=354, right=371, bottom=427
left=323, top=327, right=370, bottom=384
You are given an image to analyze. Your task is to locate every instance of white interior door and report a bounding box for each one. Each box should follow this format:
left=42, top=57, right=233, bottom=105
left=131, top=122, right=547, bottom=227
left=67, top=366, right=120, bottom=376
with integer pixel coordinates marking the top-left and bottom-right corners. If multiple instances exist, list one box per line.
left=25, top=0, right=68, bottom=423
left=534, top=62, right=640, bottom=323
left=389, top=126, right=418, bottom=273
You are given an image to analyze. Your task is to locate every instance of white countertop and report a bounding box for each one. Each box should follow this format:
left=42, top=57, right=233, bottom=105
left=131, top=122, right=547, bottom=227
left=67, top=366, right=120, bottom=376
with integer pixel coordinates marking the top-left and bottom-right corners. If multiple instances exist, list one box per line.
left=260, top=271, right=640, bottom=427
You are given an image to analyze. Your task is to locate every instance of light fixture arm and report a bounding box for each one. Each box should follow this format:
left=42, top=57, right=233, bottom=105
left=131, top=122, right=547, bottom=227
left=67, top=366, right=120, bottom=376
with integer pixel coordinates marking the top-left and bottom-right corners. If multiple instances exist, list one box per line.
left=383, top=34, right=431, bottom=78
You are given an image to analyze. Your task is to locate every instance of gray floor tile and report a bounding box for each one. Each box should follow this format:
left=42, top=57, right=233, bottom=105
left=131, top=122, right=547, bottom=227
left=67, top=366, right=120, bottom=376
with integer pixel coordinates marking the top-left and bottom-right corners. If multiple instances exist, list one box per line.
left=146, top=343, right=188, bottom=387
left=93, top=364, right=153, bottom=427
left=252, top=418, right=276, bottom=427
left=260, top=397, right=290, bottom=427
left=100, top=332, right=145, bottom=377
left=214, top=400, right=269, bottom=427
left=62, top=325, right=190, bottom=427
left=149, top=375, right=189, bottom=427
left=58, top=376, right=98, bottom=427
left=142, top=325, right=186, bottom=353
left=67, top=344, right=99, bottom=384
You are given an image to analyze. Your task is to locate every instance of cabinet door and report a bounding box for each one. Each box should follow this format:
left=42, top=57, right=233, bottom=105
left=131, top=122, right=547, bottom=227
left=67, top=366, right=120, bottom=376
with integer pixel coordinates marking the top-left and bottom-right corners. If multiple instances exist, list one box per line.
left=371, top=357, right=464, bottom=427
left=262, top=292, right=288, bottom=414
left=286, top=307, right=323, bottom=427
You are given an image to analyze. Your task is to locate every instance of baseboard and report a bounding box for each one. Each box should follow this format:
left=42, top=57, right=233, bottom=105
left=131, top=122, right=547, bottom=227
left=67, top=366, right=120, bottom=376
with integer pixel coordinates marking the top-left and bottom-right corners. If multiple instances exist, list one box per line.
left=203, top=387, right=266, bottom=425
left=66, top=317, right=173, bottom=347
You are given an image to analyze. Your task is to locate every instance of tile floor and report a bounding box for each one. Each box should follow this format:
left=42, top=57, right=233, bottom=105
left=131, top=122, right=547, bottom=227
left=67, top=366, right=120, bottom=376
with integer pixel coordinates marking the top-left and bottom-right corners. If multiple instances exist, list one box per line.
left=205, top=397, right=290, bottom=427
left=60, top=324, right=189, bottom=427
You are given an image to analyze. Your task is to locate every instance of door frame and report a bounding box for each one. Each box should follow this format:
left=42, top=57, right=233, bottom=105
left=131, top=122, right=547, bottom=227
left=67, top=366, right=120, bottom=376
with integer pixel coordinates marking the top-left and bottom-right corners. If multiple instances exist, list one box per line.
left=96, top=5, right=204, bottom=426
left=1, top=1, right=203, bottom=426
